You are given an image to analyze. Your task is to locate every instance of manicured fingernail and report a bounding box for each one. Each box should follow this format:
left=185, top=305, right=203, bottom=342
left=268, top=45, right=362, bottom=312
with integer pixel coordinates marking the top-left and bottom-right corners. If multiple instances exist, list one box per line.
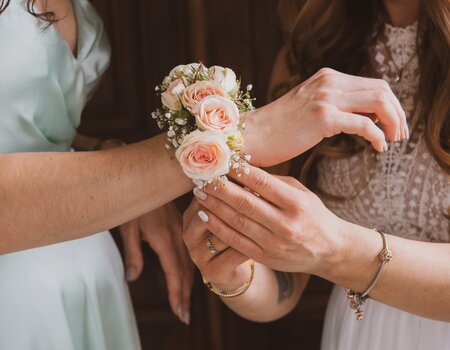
left=405, top=124, right=410, bottom=139
left=193, top=188, right=207, bottom=200
left=396, top=130, right=401, bottom=142
left=177, top=305, right=184, bottom=322
left=183, top=311, right=190, bottom=325
left=126, top=267, right=136, bottom=282
left=383, top=140, right=389, bottom=152
left=198, top=210, right=209, bottom=222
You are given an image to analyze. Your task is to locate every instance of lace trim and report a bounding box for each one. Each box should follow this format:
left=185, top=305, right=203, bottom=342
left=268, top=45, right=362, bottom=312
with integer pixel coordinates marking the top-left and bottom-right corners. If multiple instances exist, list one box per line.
left=317, top=22, right=450, bottom=243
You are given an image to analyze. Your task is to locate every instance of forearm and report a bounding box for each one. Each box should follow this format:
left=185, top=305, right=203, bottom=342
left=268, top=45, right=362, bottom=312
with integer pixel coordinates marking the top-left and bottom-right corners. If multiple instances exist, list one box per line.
left=0, top=134, right=193, bottom=254
left=215, top=262, right=308, bottom=322
left=0, top=104, right=290, bottom=253
left=320, top=222, right=450, bottom=321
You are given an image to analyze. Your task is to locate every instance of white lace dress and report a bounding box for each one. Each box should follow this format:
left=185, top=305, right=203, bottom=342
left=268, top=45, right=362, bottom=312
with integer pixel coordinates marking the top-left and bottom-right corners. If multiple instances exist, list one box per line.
left=318, top=23, right=450, bottom=350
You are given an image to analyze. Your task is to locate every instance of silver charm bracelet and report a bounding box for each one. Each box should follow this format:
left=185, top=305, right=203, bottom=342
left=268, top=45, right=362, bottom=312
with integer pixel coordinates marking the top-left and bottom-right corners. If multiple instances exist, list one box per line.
left=345, top=228, right=393, bottom=320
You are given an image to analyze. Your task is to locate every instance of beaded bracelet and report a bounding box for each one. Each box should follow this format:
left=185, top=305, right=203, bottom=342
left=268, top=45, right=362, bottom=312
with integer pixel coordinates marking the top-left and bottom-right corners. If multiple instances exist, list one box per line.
left=345, top=229, right=393, bottom=320
left=203, top=259, right=255, bottom=298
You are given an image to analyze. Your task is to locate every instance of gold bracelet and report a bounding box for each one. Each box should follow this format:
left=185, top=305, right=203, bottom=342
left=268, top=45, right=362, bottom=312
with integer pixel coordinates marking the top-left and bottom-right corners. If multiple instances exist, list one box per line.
left=345, top=228, right=393, bottom=320
left=203, top=259, right=255, bottom=298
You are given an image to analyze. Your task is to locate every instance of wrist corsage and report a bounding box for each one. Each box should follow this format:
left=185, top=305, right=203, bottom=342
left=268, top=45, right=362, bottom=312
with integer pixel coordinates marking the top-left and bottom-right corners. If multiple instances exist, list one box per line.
left=151, top=63, right=254, bottom=188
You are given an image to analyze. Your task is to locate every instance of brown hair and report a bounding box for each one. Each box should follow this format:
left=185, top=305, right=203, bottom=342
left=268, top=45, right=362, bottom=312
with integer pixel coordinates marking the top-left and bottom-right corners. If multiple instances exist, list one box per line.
left=0, top=0, right=55, bottom=22
left=273, top=0, right=450, bottom=193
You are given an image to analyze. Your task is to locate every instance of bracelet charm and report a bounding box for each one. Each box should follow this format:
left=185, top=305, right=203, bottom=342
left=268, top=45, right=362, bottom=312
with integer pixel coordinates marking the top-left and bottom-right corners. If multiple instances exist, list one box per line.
left=345, top=229, right=392, bottom=320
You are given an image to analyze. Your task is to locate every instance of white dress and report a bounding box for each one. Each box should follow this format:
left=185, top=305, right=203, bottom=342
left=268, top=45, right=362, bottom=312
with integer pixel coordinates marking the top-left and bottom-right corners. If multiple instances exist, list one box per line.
left=318, top=23, right=450, bottom=349
left=0, top=1, right=141, bottom=349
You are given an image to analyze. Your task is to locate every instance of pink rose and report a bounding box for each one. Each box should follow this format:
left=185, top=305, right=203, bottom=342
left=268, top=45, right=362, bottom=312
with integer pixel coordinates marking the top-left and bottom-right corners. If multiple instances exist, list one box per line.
left=181, top=81, right=226, bottom=111
left=161, top=77, right=187, bottom=111
left=192, top=95, right=240, bottom=135
left=175, top=130, right=231, bottom=181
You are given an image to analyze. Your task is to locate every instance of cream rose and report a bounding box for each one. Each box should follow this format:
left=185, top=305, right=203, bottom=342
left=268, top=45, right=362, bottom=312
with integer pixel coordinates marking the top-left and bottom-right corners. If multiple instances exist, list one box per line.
left=192, top=95, right=240, bottom=135
left=169, top=63, right=207, bottom=78
left=181, top=81, right=227, bottom=111
left=168, top=64, right=186, bottom=78
left=208, top=65, right=238, bottom=94
left=161, top=77, right=187, bottom=111
left=175, top=130, right=231, bottom=181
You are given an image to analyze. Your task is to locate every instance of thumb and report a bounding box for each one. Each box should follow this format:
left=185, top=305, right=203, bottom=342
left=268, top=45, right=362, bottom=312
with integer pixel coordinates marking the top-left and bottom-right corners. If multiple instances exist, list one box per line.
left=120, top=220, right=144, bottom=282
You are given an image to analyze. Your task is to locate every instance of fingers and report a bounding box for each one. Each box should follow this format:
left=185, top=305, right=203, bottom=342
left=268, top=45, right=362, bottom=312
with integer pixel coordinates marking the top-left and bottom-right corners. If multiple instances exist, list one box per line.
left=195, top=209, right=264, bottom=259
left=183, top=199, right=201, bottom=231
left=198, top=179, right=281, bottom=228
left=340, top=90, right=400, bottom=141
left=193, top=190, right=272, bottom=246
left=326, top=111, right=388, bottom=152
left=183, top=214, right=228, bottom=258
left=182, top=210, right=252, bottom=293
left=154, top=239, right=188, bottom=324
left=173, top=232, right=194, bottom=326
left=337, top=73, right=407, bottom=139
left=206, top=233, right=228, bottom=254
left=120, top=220, right=144, bottom=282
left=206, top=165, right=299, bottom=211
left=200, top=249, right=250, bottom=285
left=144, top=216, right=189, bottom=324
left=308, top=68, right=407, bottom=142
left=179, top=247, right=194, bottom=320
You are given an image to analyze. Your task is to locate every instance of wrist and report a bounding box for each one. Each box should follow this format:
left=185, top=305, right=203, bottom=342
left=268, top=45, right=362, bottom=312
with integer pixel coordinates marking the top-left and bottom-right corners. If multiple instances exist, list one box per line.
left=241, top=108, right=268, bottom=167
left=311, top=217, right=350, bottom=278
left=317, top=220, right=382, bottom=291
left=208, top=261, right=252, bottom=293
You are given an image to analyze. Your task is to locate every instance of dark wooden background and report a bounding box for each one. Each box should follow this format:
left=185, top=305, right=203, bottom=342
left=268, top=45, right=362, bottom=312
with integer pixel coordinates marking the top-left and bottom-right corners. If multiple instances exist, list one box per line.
left=80, top=1, right=333, bottom=349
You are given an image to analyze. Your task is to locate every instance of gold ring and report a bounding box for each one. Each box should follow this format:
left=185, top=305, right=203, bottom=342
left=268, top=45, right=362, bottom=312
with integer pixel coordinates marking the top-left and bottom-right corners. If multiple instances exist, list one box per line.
left=206, top=235, right=218, bottom=255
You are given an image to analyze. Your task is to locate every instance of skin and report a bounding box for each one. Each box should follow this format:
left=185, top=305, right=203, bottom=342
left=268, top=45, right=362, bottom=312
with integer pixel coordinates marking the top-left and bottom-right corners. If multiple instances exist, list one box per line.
left=74, top=134, right=194, bottom=325
left=117, top=1, right=426, bottom=323
left=1, top=0, right=408, bottom=253
left=183, top=0, right=450, bottom=324
left=4, top=0, right=407, bottom=326
left=186, top=166, right=450, bottom=322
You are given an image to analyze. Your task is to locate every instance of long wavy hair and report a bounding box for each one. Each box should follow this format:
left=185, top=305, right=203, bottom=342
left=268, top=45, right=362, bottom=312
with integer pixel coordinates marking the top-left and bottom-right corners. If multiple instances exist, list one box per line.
left=273, top=0, right=450, bottom=194
left=0, top=0, right=55, bottom=21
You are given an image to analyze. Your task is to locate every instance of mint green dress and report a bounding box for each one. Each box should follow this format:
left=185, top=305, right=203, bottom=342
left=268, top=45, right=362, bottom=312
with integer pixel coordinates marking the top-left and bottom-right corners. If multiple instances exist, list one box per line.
left=0, top=1, right=141, bottom=349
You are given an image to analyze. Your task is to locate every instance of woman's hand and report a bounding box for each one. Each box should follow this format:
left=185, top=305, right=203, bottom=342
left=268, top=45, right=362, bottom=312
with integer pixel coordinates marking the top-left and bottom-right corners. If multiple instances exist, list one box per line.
left=191, top=166, right=450, bottom=322
left=183, top=197, right=310, bottom=323
left=191, top=165, right=344, bottom=275
left=244, top=68, right=408, bottom=167
left=120, top=202, right=194, bottom=325
left=182, top=200, right=251, bottom=292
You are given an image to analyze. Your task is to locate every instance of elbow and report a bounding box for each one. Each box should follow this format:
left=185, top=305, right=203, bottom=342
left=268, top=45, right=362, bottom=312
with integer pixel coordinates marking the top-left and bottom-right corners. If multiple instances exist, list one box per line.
left=236, top=299, right=300, bottom=324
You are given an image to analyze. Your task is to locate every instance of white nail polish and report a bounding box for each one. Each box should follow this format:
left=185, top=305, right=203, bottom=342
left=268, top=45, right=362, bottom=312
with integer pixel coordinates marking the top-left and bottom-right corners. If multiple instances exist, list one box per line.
left=198, top=210, right=209, bottom=222
left=193, top=188, right=207, bottom=200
